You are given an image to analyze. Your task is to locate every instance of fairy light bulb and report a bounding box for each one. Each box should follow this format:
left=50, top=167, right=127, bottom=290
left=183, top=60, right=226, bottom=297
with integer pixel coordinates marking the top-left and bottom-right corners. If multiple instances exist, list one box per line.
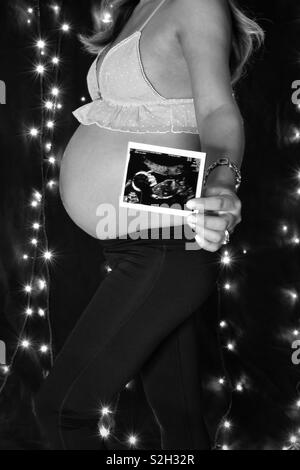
left=102, top=12, right=113, bottom=24
left=47, top=120, right=55, bottom=129
left=26, top=308, right=33, bottom=317
left=219, top=378, right=225, bottom=385
left=61, top=23, right=70, bottom=32
left=101, top=406, right=111, bottom=416
left=99, top=426, right=110, bottom=438
left=222, top=445, right=229, bottom=450
left=40, top=345, right=49, bottom=354
left=27, top=7, right=34, bottom=14
left=293, top=330, right=299, bottom=336
left=37, top=39, right=46, bottom=49
left=52, top=57, right=59, bottom=64
left=221, top=251, right=231, bottom=265
left=47, top=180, right=57, bottom=189
left=290, top=292, right=298, bottom=301
left=31, top=238, right=38, bottom=246
left=43, top=251, right=53, bottom=261
left=30, top=128, right=39, bottom=137
left=293, top=237, right=300, bottom=245
left=2, top=365, right=10, bottom=375
left=38, top=309, right=46, bottom=318
left=224, top=283, right=231, bottom=291
left=51, top=87, right=59, bottom=97
left=224, top=421, right=231, bottom=430
left=290, top=435, right=297, bottom=444
left=24, top=285, right=32, bottom=294
left=38, top=279, right=47, bottom=290
left=45, top=142, right=52, bottom=151
left=220, top=320, right=227, bottom=329
left=45, top=101, right=54, bottom=110
left=36, top=64, right=45, bottom=74
left=128, top=435, right=138, bottom=446
left=282, top=225, right=289, bottom=233
left=236, top=382, right=243, bottom=392
left=33, top=223, right=40, bottom=230
left=227, top=342, right=235, bottom=351
left=23, top=254, right=29, bottom=260
left=48, top=156, right=56, bottom=165
left=34, top=191, right=42, bottom=202
left=296, top=400, right=300, bottom=408
left=21, top=340, right=31, bottom=349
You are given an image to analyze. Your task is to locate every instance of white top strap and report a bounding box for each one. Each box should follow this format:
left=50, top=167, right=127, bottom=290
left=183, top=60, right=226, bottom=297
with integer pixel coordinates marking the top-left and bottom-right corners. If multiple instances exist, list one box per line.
left=139, top=0, right=167, bottom=32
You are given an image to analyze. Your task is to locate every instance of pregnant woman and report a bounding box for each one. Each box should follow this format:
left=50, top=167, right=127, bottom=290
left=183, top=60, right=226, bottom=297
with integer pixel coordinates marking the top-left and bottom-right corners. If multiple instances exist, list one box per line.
left=35, top=0, right=263, bottom=450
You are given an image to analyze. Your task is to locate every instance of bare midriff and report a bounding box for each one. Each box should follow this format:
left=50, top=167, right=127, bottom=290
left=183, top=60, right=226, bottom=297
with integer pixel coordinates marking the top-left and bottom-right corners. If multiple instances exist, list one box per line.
left=59, top=124, right=201, bottom=239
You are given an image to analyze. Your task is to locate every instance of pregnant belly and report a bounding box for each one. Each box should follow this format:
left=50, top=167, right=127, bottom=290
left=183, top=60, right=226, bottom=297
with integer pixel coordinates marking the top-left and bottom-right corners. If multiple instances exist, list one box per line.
left=59, top=123, right=201, bottom=239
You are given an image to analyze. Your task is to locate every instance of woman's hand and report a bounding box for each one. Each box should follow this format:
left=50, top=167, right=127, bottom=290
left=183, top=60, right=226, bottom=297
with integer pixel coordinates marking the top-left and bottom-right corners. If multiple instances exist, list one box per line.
left=186, top=185, right=242, bottom=252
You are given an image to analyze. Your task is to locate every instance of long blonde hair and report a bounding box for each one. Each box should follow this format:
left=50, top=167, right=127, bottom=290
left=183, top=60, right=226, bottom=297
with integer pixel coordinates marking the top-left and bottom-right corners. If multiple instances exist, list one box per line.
left=79, top=0, right=264, bottom=85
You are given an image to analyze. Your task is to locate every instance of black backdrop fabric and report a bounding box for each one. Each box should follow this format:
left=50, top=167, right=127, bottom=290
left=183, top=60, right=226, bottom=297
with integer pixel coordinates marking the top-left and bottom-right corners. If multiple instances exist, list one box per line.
left=0, top=0, right=300, bottom=450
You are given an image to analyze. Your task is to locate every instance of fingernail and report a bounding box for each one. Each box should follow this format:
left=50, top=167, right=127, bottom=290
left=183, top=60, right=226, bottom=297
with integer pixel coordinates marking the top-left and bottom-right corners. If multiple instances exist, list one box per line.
left=186, top=200, right=194, bottom=210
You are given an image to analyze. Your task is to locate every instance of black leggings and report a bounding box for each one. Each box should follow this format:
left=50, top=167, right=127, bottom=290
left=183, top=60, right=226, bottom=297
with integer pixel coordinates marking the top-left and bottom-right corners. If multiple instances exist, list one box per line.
left=35, top=233, right=220, bottom=450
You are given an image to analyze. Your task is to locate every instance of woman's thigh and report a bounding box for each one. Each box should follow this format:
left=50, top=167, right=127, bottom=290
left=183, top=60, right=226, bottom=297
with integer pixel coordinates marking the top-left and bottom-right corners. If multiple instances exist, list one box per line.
left=37, top=242, right=220, bottom=412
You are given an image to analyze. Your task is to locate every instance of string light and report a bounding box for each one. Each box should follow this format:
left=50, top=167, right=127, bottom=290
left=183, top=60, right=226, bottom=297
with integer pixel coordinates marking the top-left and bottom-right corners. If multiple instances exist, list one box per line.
left=221, top=251, right=232, bottom=265
left=101, top=406, right=111, bottom=416
left=128, top=435, right=138, bottom=446
left=30, top=127, right=39, bottom=137
left=21, top=340, right=31, bottom=349
left=102, top=12, right=113, bottom=24
left=36, top=64, right=45, bottom=75
left=51, top=87, right=60, bottom=96
left=38, top=309, right=46, bottom=318
left=38, top=279, right=47, bottom=291
left=61, top=23, right=70, bottom=32
left=24, top=285, right=32, bottom=294
left=25, top=308, right=34, bottom=317
left=99, top=426, right=110, bottom=439
left=36, top=39, right=46, bottom=49
left=43, top=251, right=53, bottom=261
left=48, top=156, right=56, bottom=165
left=223, top=421, right=232, bottom=430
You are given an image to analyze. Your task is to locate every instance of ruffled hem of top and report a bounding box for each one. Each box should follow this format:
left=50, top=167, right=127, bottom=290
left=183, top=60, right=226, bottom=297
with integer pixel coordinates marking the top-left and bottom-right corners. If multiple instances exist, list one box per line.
left=72, top=98, right=199, bottom=134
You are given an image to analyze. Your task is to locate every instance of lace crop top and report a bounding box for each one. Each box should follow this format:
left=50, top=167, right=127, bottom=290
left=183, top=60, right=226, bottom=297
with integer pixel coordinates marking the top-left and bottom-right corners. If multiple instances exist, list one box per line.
left=72, top=0, right=199, bottom=134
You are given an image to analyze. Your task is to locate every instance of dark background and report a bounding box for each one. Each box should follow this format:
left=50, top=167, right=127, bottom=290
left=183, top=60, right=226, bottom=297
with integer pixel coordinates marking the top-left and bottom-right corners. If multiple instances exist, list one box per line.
left=0, top=0, right=300, bottom=450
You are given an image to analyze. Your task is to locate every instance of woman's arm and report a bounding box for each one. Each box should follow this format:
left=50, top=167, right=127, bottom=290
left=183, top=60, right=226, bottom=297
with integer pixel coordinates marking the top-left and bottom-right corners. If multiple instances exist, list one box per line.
left=175, top=0, right=245, bottom=187
left=173, top=0, right=244, bottom=250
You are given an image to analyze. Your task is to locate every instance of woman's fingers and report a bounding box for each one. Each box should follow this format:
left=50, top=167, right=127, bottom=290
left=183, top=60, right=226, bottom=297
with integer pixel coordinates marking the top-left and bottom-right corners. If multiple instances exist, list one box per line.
left=195, top=235, right=221, bottom=252
left=187, top=195, right=236, bottom=213
left=187, top=213, right=232, bottom=231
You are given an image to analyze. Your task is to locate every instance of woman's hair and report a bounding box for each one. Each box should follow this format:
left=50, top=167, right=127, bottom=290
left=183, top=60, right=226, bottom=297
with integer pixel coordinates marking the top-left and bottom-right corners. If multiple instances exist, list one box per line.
left=79, top=0, right=264, bottom=85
